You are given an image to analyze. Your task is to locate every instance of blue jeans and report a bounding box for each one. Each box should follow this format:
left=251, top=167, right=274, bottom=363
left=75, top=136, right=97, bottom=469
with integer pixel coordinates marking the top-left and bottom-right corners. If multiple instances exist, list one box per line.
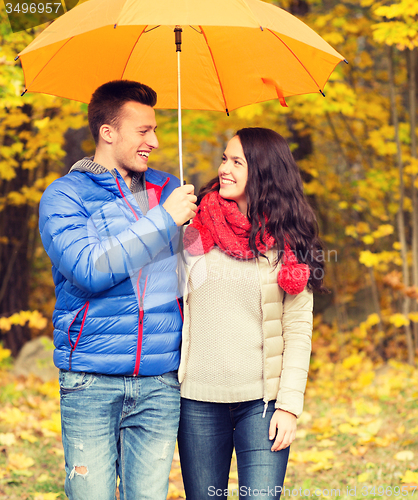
left=59, top=369, right=180, bottom=500
left=178, top=398, right=289, bottom=499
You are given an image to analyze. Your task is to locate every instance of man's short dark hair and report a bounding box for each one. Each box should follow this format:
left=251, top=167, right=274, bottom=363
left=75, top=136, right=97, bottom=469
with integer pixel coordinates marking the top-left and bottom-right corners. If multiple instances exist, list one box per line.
left=88, top=80, right=157, bottom=144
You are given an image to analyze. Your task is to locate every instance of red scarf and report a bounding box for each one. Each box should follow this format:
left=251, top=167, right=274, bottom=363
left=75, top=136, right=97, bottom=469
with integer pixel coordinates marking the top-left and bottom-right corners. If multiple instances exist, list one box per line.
left=183, top=191, right=310, bottom=295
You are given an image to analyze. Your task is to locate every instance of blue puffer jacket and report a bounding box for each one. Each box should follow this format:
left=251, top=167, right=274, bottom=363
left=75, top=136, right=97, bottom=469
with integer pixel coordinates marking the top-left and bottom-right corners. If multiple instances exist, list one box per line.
left=39, top=162, right=183, bottom=376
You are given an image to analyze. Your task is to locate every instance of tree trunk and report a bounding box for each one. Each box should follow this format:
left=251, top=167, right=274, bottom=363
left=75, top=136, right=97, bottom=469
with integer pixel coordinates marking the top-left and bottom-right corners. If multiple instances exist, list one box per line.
left=388, top=46, right=414, bottom=365
left=408, top=47, right=418, bottom=351
left=0, top=174, right=32, bottom=357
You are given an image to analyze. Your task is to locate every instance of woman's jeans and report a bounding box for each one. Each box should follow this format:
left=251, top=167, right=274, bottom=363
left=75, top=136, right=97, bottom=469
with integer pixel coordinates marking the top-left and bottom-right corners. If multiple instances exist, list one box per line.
left=59, top=369, right=180, bottom=500
left=178, top=398, right=289, bottom=499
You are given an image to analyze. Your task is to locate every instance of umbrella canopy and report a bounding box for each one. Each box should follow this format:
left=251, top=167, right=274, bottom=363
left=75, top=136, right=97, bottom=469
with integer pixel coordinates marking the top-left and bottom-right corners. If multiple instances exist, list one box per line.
left=18, top=0, right=345, bottom=111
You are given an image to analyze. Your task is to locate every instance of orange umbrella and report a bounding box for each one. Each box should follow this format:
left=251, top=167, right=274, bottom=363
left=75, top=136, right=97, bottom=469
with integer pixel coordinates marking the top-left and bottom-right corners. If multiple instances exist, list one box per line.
left=17, top=0, right=346, bottom=182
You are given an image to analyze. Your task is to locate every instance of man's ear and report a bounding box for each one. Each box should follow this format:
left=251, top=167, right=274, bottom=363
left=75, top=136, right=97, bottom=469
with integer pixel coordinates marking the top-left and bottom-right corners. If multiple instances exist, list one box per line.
left=99, top=124, right=115, bottom=145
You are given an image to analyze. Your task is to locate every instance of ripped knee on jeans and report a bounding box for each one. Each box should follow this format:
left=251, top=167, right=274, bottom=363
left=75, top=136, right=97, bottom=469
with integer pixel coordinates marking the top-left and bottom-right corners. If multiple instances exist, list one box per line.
left=69, top=465, right=89, bottom=480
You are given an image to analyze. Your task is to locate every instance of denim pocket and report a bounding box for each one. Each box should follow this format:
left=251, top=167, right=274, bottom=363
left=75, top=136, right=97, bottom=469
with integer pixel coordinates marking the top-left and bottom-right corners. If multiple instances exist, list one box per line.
left=59, top=369, right=95, bottom=393
left=156, top=371, right=180, bottom=390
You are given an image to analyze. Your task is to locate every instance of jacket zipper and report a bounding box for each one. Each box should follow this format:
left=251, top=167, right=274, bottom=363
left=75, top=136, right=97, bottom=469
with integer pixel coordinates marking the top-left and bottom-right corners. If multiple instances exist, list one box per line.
left=134, top=270, right=148, bottom=376
left=115, top=177, right=139, bottom=221
left=114, top=175, right=174, bottom=376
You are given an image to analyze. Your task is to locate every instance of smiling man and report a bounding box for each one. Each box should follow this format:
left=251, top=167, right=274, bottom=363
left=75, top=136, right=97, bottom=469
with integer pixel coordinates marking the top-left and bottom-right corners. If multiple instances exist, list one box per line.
left=38, top=80, right=197, bottom=500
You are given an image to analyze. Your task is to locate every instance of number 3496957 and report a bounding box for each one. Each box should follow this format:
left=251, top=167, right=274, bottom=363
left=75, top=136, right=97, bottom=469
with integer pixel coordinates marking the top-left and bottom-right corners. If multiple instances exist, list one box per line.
left=5, top=3, right=63, bottom=14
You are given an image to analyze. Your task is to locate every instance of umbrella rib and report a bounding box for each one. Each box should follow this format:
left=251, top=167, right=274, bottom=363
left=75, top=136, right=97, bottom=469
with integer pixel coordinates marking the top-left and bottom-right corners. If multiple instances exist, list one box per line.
left=120, top=25, right=148, bottom=79
left=199, top=26, right=229, bottom=114
left=267, top=29, right=323, bottom=93
left=24, top=37, right=75, bottom=91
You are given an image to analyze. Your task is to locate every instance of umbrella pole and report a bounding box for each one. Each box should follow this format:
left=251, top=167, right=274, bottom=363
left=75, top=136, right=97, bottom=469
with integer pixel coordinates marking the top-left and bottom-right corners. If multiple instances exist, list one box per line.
left=175, top=26, right=183, bottom=185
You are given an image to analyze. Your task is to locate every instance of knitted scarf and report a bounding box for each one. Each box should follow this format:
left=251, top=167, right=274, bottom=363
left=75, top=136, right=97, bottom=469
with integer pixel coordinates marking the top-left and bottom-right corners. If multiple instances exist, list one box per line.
left=183, top=190, right=310, bottom=295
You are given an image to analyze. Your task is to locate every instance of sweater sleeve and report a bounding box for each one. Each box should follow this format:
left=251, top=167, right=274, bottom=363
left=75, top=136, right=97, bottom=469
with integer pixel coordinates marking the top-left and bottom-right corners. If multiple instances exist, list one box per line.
left=39, top=180, right=178, bottom=294
left=275, top=287, right=313, bottom=418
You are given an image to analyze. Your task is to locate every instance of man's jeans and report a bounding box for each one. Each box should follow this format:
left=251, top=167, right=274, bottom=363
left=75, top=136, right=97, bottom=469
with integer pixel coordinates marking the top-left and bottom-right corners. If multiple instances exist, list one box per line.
left=178, top=398, right=289, bottom=499
left=59, top=369, right=180, bottom=500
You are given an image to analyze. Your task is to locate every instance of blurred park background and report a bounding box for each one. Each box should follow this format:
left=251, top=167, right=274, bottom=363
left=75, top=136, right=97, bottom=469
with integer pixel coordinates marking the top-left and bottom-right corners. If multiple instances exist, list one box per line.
left=1, top=0, right=418, bottom=498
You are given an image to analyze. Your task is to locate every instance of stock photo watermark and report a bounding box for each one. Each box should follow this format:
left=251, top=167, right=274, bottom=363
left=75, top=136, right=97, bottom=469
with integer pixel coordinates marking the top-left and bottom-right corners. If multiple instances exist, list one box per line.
left=5, top=0, right=80, bottom=32
left=208, top=485, right=418, bottom=497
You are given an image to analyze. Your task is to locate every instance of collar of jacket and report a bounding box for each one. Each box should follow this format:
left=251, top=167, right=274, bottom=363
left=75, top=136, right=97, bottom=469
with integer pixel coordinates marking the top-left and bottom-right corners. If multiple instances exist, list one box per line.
left=69, top=157, right=170, bottom=202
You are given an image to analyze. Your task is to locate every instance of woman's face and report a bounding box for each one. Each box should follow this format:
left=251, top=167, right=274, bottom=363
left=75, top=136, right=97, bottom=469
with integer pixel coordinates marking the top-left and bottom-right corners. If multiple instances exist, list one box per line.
left=218, top=136, right=248, bottom=214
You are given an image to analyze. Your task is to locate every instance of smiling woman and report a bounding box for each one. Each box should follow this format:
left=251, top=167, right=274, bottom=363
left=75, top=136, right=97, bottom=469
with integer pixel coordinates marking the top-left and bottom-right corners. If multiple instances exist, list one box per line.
left=218, top=136, right=248, bottom=215
left=178, top=127, right=328, bottom=499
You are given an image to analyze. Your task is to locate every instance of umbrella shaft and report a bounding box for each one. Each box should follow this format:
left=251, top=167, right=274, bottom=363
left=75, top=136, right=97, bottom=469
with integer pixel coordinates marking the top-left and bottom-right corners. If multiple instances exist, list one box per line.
left=177, top=50, right=183, bottom=185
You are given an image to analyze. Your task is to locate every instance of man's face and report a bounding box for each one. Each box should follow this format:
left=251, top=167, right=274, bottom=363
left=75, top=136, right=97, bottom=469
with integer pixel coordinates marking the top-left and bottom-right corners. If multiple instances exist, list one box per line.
left=111, top=101, right=159, bottom=176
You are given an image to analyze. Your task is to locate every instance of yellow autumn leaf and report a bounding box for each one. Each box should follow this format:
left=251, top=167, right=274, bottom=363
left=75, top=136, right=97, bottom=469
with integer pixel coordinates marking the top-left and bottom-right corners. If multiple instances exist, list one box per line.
left=0, top=310, right=47, bottom=332
left=307, top=462, right=333, bottom=472
left=38, top=380, right=60, bottom=400
left=299, top=412, right=312, bottom=425
left=358, top=371, right=375, bottom=387
left=345, top=225, right=357, bottom=237
left=19, top=431, right=38, bottom=443
left=0, top=317, right=12, bottom=332
left=365, top=313, right=381, bottom=327
left=396, top=425, right=406, bottom=435
left=317, top=439, right=336, bottom=447
left=350, top=446, right=368, bottom=457
left=310, top=417, right=332, bottom=433
left=372, top=224, right=394, bottom=239
left=375, top=433, right=398, bottom=447
left=394, top=451, right=414, bottom=461
left=34, top=494, right=60, bottom=500
left=364, top=419, right=383, bottom=436
left=339, top=423, right=358, bottom=434
left=362, top=235, right=374, bottom=245
left=8, top=453, right=35, bottom=470
left=358, top=472, right=369, bottom=483
left=166, top=483, right=184, bottom=500
left=41, top=412, right=61, bottom=434
left=0, top=407, right=27, bottom=426
left=36, top=473, right=50, bottom=483
left=389, top=313, right=410, bottom=328
left=0, top=346, right=12, bottom=362
left=0, top=433, right=16, bottom=446
left=408, top=313, right=418, bottom=323
left=401, top=470, right=418, bottom=484
left=353, top=400, right=381, bottom=416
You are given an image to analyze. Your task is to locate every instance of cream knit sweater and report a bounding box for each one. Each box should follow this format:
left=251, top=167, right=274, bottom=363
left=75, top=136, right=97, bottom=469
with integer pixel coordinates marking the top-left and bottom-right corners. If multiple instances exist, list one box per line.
left=180, top=248, right=264, bottom=402
left=178, top=247, right=314, bottom=418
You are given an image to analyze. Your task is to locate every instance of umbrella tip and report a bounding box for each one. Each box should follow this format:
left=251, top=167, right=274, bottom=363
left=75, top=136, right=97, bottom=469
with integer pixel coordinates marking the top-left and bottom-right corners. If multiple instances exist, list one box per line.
left=14, top=55, right=19, bottom=61
left=344, top=59, right=349, bottom=64
left=319, top=89, right=325, bottom=97
left=114, top=23, right=117, bottom=29
left=226, top=108, right=230, bottom=116
left=21, top=89, right=27, bottom=97
left=260, top=26, right=264, bottom=31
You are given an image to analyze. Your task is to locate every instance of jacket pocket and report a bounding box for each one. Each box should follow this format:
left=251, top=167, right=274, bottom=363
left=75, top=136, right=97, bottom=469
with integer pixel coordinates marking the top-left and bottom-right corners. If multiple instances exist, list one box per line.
left=67, top=301, right=89, bottom=370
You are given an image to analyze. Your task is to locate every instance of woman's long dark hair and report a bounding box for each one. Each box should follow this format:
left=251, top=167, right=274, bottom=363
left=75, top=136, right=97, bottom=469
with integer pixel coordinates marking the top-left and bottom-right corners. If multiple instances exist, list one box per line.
left=197, top=127, right=328, bottom=293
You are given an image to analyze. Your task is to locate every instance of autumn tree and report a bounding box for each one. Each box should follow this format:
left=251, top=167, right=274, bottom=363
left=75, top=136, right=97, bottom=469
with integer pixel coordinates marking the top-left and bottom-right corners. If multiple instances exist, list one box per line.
left=0, top=14, right=86, bottom=355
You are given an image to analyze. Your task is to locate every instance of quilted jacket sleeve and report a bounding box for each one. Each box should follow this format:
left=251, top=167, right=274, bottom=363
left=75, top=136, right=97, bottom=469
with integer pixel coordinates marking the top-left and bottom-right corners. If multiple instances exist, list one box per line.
left=39, top=178, right=178, bottom=294
left=275, top=287, right=313, bottom=418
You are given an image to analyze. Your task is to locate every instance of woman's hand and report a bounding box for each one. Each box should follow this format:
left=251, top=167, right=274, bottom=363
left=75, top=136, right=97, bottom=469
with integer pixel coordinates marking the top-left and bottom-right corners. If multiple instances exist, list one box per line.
left=269, top=409, right=297, bottom=451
